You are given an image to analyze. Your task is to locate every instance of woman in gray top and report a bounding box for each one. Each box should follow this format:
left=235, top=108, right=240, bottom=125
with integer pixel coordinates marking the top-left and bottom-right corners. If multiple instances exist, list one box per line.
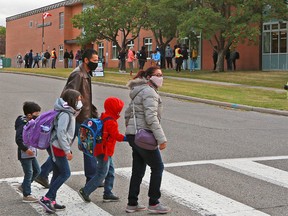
left=124, top=66, right=171, bottom=214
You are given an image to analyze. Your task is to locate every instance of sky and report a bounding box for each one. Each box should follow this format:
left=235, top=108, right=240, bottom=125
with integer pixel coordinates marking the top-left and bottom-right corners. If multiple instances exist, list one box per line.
left=0, top=0, right=61, bottom=27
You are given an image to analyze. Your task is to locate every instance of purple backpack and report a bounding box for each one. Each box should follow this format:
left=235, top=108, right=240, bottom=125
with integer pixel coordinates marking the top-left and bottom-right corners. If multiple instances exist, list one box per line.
left=22, top=110, right=60, bottom=149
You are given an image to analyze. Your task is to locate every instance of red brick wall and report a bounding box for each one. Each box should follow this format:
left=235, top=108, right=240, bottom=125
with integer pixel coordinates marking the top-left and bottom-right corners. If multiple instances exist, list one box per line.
left=6, top=2, right=260, bottom=71
left=202, top=39, right=260, bottom=71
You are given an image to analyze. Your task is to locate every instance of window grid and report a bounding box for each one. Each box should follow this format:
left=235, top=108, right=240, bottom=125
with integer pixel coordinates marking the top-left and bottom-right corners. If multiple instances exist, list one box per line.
left=112, top=42, right=117, bottom=59
left=59, top=45, right=64, bottom=61
left=144, top=38, right=152, bottom=58
left=59, top=12, right=64, bottom=29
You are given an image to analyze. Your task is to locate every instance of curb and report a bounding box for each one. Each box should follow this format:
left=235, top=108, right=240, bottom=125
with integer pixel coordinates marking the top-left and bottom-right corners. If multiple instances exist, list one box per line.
left=1, top=70, right=288, bottom=117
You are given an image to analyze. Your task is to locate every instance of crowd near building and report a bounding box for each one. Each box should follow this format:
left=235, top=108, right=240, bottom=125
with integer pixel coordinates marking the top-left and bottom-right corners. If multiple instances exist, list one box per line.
left=5, top=0, right=288, bottom=71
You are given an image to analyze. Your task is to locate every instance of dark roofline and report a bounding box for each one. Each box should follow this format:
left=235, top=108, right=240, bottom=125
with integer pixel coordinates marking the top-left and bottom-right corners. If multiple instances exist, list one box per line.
left=6, top=0, right=82, bottom=22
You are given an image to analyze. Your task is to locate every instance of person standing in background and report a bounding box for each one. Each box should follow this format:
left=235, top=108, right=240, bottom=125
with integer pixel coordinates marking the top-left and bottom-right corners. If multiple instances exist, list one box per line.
left=51, top=48, right=57, bottom=69
left=190, top=47, right=198, bottom=72
left=64, top=49, right=69, bottom=68
left=181, top=45, right=188, bottom=70
left=212, top=46, right=218, bottom=71
left=165, top=44, right=173, bottom=70
left=28, top=49, right=33, bottom=68
left=127, top=47, right=136, bottom=76
left=175, top=45, right=183, bottom=73
left=68, top=50, right=74, bottom=68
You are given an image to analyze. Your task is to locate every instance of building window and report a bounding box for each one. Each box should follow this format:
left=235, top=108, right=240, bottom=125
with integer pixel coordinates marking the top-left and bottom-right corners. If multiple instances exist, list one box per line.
left=98, top=42, right=104, bottom=58
left=280, top=31, right=287, bottom=53
left=263, top=22, right=288, bottom=54
left=59, top=45, right=64, bottom=61
left=263, top=24, right=270, bottom=31
left=144, top=38, right=152, bottom=58
left=127, top=40, right=134, bottom=49
left=263, top=32, right=271, bottom=53
left=272, top=31, right=279, bottom=53
left=280, top=22, right=287, bottom=30
left=29, top=21, right=33, bottom=28
left=59, top=12, right=64, bottom=29
left=112, top=42, right=117, bottom=59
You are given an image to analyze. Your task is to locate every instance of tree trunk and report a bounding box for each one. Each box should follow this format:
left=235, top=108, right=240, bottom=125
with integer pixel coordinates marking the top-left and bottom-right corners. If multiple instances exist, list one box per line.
left=216, top=49, right=225, bottom=72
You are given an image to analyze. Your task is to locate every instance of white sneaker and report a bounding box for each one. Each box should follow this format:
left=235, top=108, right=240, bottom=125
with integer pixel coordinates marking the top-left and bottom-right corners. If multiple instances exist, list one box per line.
left=148, top=203, right=171, bottom=214
left=126, top=204, right=147, bottom=213
left=23, top=195, right=38, bottom=203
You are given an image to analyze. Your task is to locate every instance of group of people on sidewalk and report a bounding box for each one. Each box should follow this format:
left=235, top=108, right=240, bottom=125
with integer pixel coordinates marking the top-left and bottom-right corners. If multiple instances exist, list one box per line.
left=16, top=49, right=57, bottom=69
left=117, top=44, right=199, bottom=75
left=15, top=48, right=171, bottom=214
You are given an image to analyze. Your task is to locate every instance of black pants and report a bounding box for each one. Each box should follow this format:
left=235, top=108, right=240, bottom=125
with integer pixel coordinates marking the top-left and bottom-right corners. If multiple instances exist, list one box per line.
left=166, top=57, right=173, bottom=69
left=126, top=135, right=164, bottom=206
left=51, top=58, right=56, bottom=69
left=139, top=60, right=145, bottom=69
left=33, top=61, right=39, bottom=68
left=175, top=58, right=182, bottom=72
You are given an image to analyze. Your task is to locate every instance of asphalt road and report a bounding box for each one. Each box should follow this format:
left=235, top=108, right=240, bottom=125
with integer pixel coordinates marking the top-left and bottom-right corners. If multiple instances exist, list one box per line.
left=1, top=72, right=288, bottom=216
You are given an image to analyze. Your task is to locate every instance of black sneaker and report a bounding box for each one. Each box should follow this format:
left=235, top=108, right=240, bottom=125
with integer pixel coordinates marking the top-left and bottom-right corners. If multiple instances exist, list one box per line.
left=35, top=176, right=50, bottom=188
left=78, top=188, right=91, bottom=203
left=38, top=196, right=55, bottom=213
left=103, top=194, right=120, bottom=202
left=52, top=201, right=66, bottom=211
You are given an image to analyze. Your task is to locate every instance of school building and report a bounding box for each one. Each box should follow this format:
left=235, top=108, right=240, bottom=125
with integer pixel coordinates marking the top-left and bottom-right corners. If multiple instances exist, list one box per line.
left=5, top=0, right=288, bottom=71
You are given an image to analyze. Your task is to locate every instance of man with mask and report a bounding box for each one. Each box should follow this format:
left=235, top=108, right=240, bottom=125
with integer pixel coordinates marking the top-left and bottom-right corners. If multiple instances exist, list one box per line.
left=62, top=48, right=99, bottom=184
left=35, top=49, right=99, bottom=187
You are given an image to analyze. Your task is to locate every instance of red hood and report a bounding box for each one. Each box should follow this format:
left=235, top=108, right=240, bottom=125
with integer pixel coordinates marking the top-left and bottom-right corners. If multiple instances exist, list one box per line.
left=102, top=97, right=124, bottom=119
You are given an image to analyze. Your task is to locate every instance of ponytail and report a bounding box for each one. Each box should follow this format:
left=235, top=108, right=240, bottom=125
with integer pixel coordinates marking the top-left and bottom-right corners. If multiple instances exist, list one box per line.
left=133, top=66, right=159, bottom=80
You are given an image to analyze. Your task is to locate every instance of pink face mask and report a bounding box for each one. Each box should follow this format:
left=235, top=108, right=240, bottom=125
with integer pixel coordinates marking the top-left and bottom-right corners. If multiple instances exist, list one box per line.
left=150, top=76, right=163, bottom=88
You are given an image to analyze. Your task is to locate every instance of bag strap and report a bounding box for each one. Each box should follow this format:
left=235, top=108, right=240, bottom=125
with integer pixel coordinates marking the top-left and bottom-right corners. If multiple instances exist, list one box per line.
left=131, top=88, right=146, bottom=133
left=50, top=111, right=72, bottom=162
left=132, top=102, right=138, bottom=133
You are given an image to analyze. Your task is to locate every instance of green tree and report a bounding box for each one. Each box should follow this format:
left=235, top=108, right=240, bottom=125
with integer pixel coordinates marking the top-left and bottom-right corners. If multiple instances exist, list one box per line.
left=0, top=26, right=6, bottom=36
left=144, top=0, right=181, bottom=67
left=179, top=0, right=288, bottom=72
left=72, top=0, right=147, bottom=56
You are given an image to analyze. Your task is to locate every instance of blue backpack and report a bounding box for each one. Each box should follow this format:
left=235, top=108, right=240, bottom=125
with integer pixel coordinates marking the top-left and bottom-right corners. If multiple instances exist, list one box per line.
left=22, top=110, right=59, bottom=149
left=78, top=117, right=112, bottom=157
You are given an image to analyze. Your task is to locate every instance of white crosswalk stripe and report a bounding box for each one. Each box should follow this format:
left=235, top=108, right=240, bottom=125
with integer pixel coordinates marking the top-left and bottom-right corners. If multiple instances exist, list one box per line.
left=116, top=168, right=269, bottom=216
left=2, top=155, right=288, bottom=215
left=5, top=177, right=112, bottom=216
left=215, top=160, right=288, bottom=189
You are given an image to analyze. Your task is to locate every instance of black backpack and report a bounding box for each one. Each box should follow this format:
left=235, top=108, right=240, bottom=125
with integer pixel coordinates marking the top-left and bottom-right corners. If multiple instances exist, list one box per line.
left=44, top=52, right=51, bottom=59
left=235, top=52, right=240, bottom=59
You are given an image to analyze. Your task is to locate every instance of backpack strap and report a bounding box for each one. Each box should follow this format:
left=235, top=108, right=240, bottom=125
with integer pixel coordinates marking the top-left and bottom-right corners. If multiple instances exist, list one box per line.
left=50, top=111, right=72, bottom=162
left=101, top=117, right=114, bottom=141
left=101, top=117, right=114, bottom=158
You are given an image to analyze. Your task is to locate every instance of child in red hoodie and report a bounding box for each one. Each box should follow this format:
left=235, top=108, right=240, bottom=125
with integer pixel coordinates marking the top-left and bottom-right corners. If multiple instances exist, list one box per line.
left=78, top=97, right=126, bottom=202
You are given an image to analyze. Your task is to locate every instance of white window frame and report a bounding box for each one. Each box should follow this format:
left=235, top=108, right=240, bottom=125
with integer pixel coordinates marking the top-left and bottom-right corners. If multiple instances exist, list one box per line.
left=127, top=40, right=134, bottom=49
left=144, top=38, right=152, bottom=58
left=59, top=45, right=64, bottom=61
left=59, top=12, right=64, bottom=29
left=98, top=42, right=104, bottom=58
left=112, top=42, right=117, bottom=59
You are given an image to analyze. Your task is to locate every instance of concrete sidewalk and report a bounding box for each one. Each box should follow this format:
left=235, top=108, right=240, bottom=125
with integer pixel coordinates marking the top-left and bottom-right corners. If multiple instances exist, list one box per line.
left=165, top=76, right=285, bottom=93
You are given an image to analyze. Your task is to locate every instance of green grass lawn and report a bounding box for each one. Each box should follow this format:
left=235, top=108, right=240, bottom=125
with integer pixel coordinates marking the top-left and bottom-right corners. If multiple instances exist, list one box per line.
left=2, top=67, right=288, bottom=111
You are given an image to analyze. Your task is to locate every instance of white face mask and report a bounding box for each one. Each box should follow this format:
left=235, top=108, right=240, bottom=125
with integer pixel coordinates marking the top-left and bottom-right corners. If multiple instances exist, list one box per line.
left=150, top=76, right=163, bottom=88
left=75, top=101, right=83, bottom=110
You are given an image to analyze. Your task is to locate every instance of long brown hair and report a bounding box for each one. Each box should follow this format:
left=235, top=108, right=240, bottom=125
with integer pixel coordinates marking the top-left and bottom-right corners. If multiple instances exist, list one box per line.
left=62, top=89, right=81, bottom=110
